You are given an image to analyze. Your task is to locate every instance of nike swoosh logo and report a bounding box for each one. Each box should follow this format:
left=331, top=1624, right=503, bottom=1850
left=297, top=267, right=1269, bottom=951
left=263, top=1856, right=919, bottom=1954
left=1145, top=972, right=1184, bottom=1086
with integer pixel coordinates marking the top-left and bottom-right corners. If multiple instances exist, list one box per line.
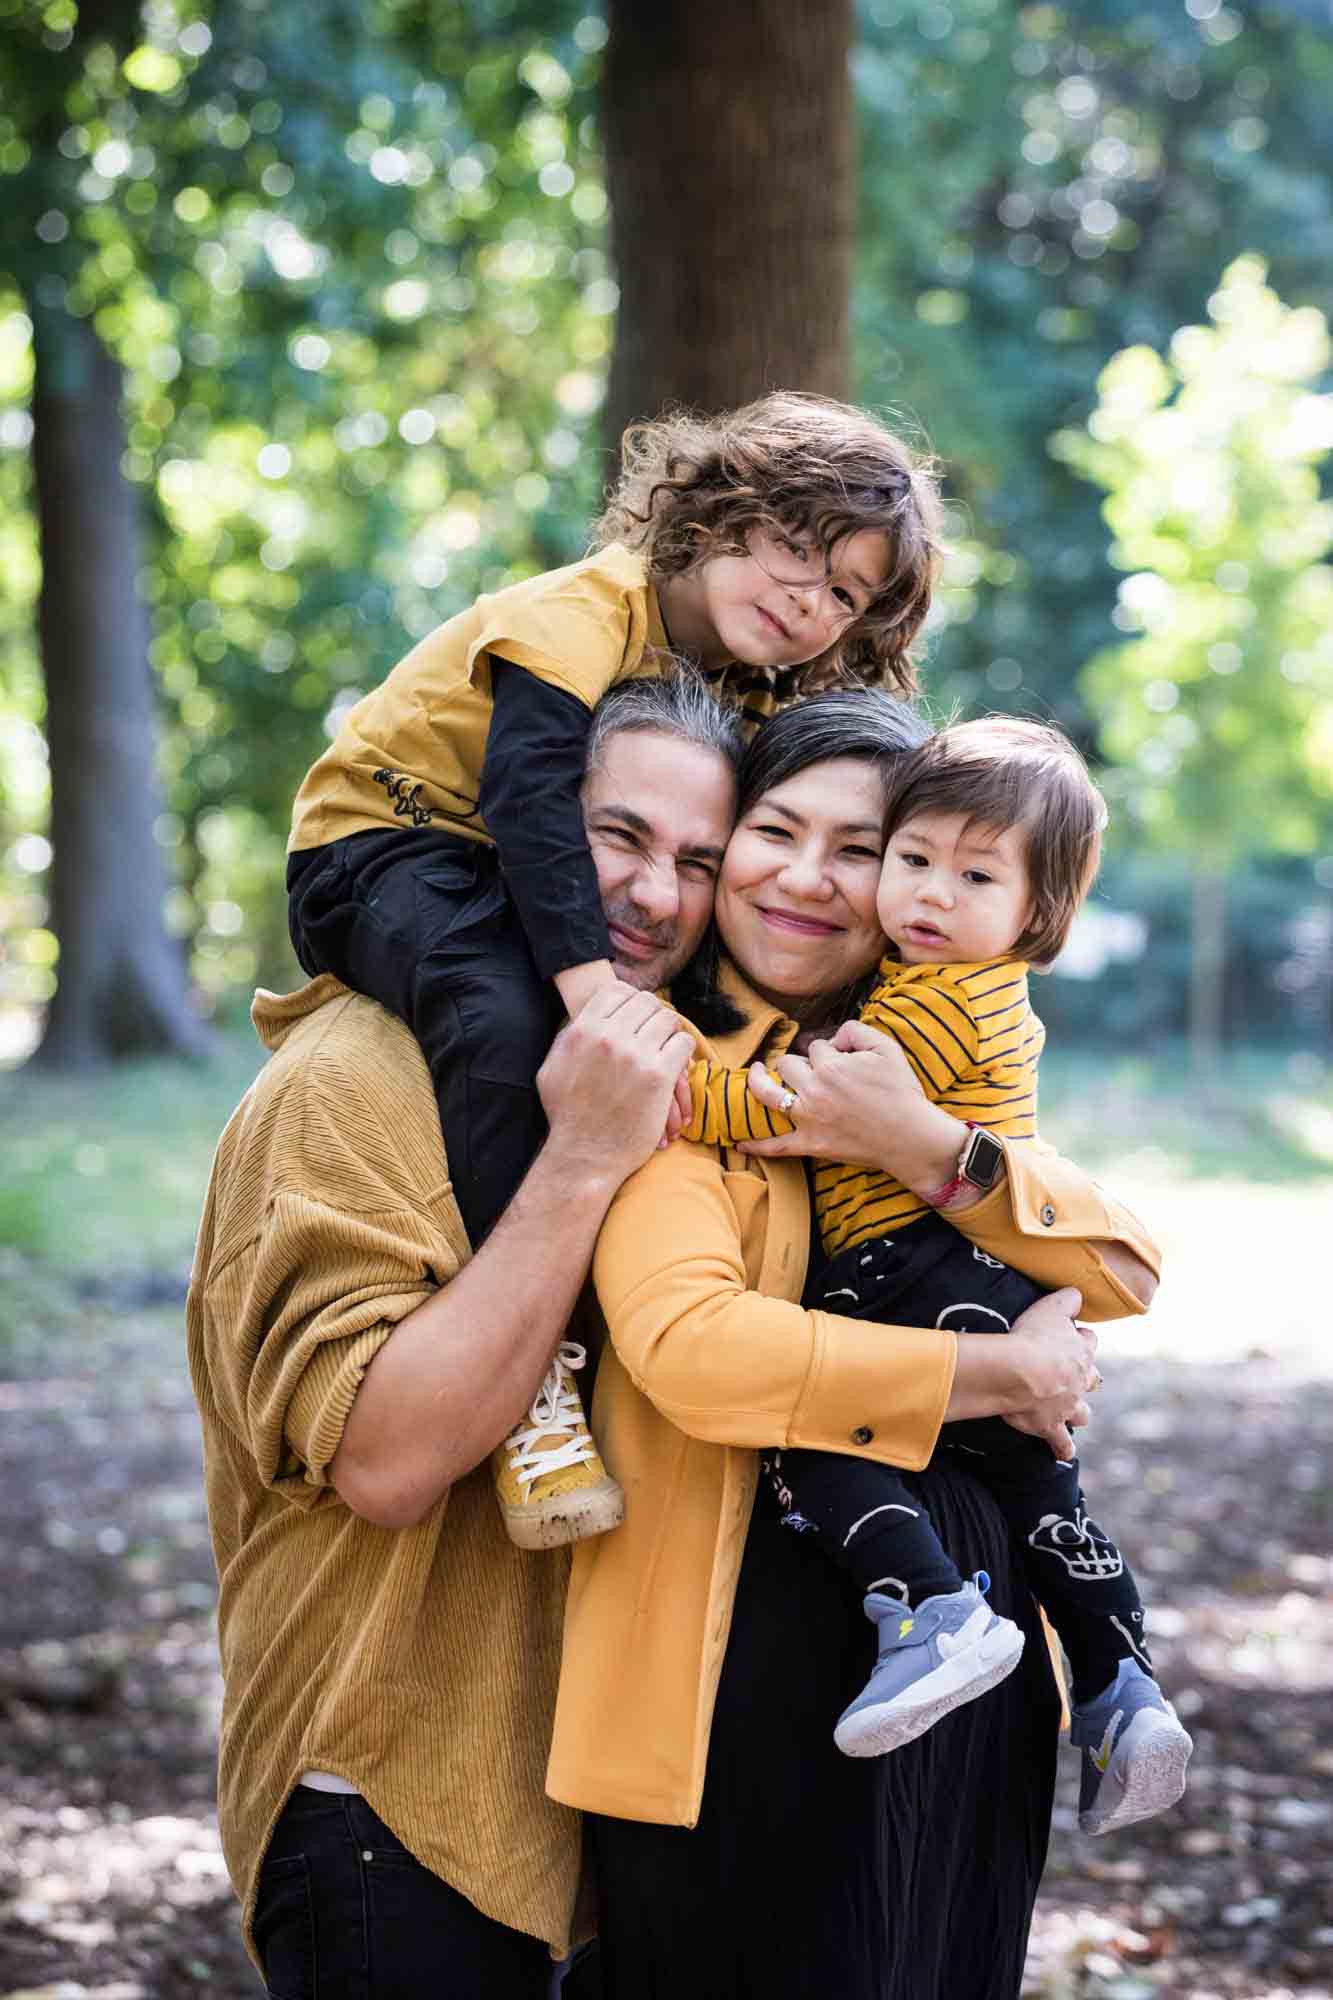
left=1091, top=1708, right=1123, bottom=1774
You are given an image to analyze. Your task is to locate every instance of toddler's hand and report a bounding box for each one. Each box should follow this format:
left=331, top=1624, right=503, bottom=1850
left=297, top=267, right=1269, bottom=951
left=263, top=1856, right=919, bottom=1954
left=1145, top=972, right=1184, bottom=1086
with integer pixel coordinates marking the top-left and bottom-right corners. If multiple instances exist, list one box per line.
left=659, top=1064, right=694, bottom=1149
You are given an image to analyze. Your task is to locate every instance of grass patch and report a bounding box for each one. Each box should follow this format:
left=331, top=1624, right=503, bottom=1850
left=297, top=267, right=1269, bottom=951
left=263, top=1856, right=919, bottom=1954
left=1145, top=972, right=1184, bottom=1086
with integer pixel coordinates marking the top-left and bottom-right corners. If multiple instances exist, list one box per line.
left=0, top=1028, right=264, bottom=1278
left=1038, top=1039, right=1333, bottom=1184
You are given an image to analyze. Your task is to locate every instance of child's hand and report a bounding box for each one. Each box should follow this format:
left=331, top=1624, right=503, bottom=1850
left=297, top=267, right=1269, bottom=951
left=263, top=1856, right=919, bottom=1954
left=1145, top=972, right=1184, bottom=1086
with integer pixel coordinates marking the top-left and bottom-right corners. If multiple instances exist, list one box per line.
left=658, top=1063, right=694, bottom=1149
left=554, top=958, right=620, bottom=1018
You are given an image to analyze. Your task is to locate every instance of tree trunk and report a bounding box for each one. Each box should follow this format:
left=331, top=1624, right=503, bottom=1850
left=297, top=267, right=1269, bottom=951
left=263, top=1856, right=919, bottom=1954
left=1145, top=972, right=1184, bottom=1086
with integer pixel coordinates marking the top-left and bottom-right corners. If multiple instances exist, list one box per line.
left=30, top=305, right=210, bottom=1070
left=602, top=0, right=853, bottom=450
left=1189, top=862, right=1227, bottom=1091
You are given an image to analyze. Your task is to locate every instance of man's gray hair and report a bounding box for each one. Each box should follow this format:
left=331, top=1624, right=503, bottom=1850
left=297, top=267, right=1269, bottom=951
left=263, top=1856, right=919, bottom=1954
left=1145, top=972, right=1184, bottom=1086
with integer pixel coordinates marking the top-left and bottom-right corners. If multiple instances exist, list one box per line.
left=585, top=663, right=746, bottom=779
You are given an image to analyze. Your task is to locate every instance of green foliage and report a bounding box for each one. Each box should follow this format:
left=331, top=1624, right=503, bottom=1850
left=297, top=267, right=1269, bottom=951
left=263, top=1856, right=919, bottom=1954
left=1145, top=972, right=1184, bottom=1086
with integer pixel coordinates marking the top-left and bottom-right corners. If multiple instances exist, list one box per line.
left=855, top=0, right=1333, bottom=737
left=0, top=1019, right=262, bottom=1273
left=1056, top=257, right=1333, bottom=864
left=2, top=0, right=610, bottom=1013
left=1039, top=851, right=1333, bottom=1047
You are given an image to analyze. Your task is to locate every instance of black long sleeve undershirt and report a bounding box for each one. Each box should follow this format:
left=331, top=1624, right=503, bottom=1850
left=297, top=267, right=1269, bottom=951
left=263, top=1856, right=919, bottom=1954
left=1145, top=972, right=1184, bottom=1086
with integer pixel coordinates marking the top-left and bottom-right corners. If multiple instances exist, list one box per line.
left=478, top=657, right=612, bottom=981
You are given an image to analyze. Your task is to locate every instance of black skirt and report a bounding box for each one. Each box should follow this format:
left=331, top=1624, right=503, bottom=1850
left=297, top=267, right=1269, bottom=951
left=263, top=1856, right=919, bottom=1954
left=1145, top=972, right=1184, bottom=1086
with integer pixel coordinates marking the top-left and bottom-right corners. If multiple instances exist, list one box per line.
left=590, top=1453, right=1059, bottom=2000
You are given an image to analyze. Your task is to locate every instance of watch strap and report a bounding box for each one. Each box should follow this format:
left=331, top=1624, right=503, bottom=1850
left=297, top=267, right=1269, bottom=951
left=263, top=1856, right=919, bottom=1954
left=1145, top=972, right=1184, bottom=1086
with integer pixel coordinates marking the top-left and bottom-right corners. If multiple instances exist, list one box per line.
left=923, top=1122, right=992, bottom=1210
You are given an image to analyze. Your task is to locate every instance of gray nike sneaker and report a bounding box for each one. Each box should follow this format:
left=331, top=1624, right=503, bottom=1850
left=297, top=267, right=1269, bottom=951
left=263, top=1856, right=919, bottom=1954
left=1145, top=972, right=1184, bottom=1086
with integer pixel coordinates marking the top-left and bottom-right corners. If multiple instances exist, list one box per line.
left=833, top=1572, right=1025, bottom=1758
left=1070, top=1657, right=1193, bottom=1836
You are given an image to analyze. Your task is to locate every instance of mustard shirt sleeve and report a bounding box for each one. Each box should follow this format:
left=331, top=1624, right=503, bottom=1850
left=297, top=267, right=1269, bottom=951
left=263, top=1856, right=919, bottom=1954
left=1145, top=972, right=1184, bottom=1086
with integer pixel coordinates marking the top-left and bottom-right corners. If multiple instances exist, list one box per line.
left=197, top=1081, right=460, bottom=1508
left=592, top=1143, right=956, bottom=1472
left=945, top=1135, right=1161, bottom=1321
left=466, top=561, right=649, bottom=708
left=234, top=1193, right=445, bottom=1501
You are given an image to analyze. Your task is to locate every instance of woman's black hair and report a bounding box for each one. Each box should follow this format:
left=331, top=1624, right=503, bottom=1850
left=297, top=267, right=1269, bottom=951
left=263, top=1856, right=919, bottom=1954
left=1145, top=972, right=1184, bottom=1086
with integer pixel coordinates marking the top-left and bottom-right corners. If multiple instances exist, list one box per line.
left=735, top=687, right=930, bottom=817
left=673, top=689, right=931, bottom=1034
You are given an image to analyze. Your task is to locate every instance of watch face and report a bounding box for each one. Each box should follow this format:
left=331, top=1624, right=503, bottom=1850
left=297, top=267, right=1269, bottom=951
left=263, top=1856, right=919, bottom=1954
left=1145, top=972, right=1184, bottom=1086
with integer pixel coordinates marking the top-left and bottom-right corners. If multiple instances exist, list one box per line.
left=964, top=1129, right=1005, bottom=1190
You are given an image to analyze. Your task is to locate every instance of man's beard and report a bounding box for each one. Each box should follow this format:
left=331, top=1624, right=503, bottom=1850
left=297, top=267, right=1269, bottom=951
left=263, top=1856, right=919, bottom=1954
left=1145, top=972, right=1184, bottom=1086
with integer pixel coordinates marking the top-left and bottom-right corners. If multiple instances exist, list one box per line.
left=603, top=895, right=681, bottom=987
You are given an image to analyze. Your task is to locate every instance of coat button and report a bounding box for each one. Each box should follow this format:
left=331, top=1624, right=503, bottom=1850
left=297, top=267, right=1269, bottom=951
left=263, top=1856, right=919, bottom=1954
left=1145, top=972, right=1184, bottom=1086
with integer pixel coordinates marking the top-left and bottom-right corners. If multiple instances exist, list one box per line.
left=1040, top=1202, right=1056, bottom=1227
left=852, top=1425, right=874, bottom=1445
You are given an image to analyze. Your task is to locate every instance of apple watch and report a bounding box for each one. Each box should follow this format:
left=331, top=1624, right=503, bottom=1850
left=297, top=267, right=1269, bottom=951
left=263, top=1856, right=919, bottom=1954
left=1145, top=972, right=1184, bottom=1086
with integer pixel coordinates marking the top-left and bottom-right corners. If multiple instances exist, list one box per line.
left=924, top=1122, right=1006, bottom=1209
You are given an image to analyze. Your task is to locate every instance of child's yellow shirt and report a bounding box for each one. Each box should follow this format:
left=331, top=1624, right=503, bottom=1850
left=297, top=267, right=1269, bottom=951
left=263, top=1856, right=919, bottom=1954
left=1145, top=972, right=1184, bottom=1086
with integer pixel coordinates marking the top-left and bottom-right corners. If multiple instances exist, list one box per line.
left=290, top=545, right=669, bottom=852
left=289, top=543, right=790, bottom=855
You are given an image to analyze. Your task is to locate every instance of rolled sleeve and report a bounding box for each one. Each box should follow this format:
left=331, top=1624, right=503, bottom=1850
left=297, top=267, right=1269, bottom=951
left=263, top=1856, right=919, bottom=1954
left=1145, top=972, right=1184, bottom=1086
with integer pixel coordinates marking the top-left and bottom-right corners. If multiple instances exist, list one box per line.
left=205, top=1193, right=447, bottom=1506
left=951, top=1136, right=1161, bottom=1321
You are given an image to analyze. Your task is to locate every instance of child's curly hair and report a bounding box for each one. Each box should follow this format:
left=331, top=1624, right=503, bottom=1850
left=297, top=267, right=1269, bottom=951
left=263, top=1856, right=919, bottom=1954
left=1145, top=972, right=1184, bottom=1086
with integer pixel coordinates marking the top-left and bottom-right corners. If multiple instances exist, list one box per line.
left=592, top=390, right=944, bottom=698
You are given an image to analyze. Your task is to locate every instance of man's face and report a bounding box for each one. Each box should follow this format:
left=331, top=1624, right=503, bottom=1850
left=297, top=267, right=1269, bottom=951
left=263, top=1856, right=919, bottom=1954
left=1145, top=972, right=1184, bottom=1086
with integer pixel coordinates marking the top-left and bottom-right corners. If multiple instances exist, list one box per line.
left=582, top=729, right=737, bottom=991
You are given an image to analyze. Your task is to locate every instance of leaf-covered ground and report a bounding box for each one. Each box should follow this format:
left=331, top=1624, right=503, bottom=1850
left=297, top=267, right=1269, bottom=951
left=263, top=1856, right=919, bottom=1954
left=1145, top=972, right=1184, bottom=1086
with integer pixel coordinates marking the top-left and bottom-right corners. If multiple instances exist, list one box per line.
left=0, top=1193, right=1328, bottom=2000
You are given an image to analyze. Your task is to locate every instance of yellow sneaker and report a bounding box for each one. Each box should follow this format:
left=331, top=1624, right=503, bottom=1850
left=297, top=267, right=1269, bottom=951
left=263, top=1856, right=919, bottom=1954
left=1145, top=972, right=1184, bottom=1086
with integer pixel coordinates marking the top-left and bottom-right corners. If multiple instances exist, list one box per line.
left=492, top=1342, right=625, bottom=1550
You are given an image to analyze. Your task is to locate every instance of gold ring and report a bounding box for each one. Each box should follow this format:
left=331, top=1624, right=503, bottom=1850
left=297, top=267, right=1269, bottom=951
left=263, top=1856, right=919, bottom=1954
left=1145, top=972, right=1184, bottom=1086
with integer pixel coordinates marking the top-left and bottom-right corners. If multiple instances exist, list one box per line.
left=1090, top=1369, right=1103, bottom=1393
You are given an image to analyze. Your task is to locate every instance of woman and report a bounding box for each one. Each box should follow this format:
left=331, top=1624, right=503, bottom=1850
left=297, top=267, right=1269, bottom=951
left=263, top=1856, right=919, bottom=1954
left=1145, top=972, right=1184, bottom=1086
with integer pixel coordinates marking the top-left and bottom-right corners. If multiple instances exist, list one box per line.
left=547, top=692, right=1158, bottom=2000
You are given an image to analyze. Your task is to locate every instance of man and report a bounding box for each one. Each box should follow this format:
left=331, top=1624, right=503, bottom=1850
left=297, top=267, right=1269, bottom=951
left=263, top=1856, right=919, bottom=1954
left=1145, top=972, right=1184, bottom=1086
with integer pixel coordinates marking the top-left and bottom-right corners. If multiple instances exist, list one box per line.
left=187, top=677, right=743, bottom=1997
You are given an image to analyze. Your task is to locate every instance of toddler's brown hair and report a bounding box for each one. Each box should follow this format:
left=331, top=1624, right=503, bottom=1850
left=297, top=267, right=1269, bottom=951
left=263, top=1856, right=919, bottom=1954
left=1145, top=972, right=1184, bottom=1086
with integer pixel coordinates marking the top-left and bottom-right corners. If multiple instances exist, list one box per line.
left=884, top=716, right=1107, bottom=967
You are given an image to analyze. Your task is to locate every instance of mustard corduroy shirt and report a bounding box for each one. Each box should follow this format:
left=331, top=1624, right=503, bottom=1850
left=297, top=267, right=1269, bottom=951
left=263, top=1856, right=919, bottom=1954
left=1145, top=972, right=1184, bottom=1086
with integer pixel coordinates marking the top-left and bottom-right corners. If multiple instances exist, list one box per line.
left=187, top=975, right=585, bottom=1966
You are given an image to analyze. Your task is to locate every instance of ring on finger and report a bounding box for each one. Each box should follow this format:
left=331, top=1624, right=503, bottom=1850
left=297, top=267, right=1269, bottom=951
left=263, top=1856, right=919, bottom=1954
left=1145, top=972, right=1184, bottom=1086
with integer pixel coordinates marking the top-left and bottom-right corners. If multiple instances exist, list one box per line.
left=1089, top=1368, right=1103, bottom=1393
left=776, top=1087, right=799, bottom=1116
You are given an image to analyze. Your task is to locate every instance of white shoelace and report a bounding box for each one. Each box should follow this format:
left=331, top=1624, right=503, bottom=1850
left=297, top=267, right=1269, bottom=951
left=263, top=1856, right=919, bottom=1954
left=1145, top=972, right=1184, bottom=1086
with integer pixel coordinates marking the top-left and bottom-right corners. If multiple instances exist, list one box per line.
left=504, top=1342, right=597, bottom=1490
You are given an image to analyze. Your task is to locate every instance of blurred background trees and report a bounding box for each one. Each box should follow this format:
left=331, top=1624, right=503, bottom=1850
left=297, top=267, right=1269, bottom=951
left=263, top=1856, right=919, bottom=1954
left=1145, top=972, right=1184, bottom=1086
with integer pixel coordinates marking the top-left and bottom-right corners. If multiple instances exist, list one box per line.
left=1057, top=256, right=1333, bottom=1078
left=2, top=0, right=1331, bottom=1069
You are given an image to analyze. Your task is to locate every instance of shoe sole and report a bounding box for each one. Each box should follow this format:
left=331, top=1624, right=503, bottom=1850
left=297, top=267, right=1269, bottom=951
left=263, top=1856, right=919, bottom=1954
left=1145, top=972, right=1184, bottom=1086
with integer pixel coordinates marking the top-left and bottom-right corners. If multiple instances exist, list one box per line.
left=834, top=1625, right=1026, bottom=1758
left=499, top=1477, right=625, bottom=1551
left=1081, top=1709, right=1193, bottom=1836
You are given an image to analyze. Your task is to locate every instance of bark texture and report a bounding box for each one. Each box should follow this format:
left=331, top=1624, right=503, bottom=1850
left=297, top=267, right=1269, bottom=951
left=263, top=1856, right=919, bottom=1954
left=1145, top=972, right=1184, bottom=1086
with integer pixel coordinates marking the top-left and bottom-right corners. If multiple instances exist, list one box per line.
left=31, top=307, right=209, bottom=1069
left=602, top=0, right=853, bottom=451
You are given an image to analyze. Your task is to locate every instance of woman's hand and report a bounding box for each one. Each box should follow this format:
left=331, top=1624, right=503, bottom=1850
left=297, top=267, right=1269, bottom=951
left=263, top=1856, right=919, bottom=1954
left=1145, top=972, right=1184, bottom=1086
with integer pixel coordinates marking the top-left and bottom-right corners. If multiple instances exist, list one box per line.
left=737, top=1020, right=967, bottom=1197
left=946, top=1288, right=1097, bottom=1461
left=1002, top=1288, right=1098, bottom=1461
left=1004, top=1394, right=1091, bottom=1464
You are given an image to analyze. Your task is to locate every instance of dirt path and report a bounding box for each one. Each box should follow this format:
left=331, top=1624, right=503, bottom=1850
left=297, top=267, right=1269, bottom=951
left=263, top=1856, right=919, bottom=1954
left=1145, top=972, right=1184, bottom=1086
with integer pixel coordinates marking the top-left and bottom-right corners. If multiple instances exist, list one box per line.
left=0, top=1258, right=1328, bottom=1998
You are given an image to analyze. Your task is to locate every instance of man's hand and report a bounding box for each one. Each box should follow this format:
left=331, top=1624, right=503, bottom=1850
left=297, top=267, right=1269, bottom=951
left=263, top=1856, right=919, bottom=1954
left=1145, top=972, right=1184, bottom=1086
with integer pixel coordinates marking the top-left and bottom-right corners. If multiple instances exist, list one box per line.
left=538, top=983, right=694, bottom=1188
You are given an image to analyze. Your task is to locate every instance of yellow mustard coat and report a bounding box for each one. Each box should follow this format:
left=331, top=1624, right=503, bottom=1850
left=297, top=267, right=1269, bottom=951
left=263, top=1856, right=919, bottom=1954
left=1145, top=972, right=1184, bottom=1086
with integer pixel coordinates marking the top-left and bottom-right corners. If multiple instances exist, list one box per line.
left=547, top=973, right=1159, bottom=1827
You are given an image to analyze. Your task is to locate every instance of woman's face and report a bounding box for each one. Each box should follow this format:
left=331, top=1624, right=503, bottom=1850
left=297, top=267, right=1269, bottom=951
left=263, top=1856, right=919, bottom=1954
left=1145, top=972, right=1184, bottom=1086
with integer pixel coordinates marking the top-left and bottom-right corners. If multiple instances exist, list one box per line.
left=715, top=757, right=888, bottom=1012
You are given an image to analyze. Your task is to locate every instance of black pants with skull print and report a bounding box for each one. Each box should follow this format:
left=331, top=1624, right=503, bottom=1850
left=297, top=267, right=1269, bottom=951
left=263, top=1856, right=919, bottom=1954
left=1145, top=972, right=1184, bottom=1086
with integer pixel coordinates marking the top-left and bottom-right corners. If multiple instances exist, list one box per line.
left=766, top=1211, right=1149, bottom=1706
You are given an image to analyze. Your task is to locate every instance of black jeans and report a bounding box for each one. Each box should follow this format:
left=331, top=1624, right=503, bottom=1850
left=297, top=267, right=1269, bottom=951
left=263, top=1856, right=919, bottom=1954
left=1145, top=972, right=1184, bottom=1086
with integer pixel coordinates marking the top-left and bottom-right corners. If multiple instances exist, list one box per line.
left=254, top=1787, right=600, bottom=1999
left=288, top=828, right=562, bottom=1249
